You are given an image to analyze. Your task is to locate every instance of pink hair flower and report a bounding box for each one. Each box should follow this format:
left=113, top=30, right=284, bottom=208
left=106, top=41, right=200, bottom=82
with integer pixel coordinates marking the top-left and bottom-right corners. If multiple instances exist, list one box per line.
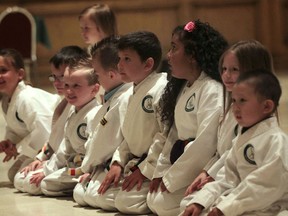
left=184, top=21, right=196, bottom=32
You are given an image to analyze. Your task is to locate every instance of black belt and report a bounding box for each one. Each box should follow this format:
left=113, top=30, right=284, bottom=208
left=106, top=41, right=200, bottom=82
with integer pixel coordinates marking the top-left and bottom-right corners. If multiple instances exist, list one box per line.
left=170, top=138, right=195, bottom=164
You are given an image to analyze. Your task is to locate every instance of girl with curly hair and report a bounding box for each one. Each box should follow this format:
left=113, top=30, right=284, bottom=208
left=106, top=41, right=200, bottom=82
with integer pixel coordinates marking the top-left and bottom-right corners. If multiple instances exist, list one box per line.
left=146, top=20, right=228, bottom=216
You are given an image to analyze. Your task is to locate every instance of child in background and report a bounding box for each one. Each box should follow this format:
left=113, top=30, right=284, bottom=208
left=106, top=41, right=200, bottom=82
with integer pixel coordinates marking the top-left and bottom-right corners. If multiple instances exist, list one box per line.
left=84, top=31, right=168, bottom=214
left=182, top=40, right=275, bottom=198
left=40, top=55, right=101, bottom=196
left=146, top=20, right=228, bottom=216
left=79, top=3, right=118, bottom=104
left=79, top=3, right=118, bottom=51
left=0, top=48, right=59, bottom=183
left=73, top=36, right=132, bottom=206
left=181, top=69, right=288, bottom=216
left=13, top=46, right=88, bottom=195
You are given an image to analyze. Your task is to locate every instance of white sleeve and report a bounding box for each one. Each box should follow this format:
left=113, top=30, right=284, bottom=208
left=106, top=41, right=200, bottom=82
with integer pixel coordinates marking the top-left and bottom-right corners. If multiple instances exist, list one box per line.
left=138, top=128, right=167, bottom=180
left=187, top=149, right=237, bottom=209
left=14, top=98, right=53, bottom=158
left=111, top=139, right=131, bottom=168
left=217, top=155, right=288, bottom=216
left=152, top=124, right=178, bottom=179
left=206, top=150, right=230, bottom=179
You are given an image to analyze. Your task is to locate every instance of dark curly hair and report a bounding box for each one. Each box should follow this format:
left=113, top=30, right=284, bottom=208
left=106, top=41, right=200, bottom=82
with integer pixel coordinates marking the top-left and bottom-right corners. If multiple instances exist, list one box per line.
left=159, top=20, right=228, bottom=128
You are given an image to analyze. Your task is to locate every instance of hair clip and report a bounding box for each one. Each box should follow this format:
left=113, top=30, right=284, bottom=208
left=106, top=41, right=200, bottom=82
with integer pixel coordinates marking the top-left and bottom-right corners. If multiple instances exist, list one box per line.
left=184, top=21, right=196, bottom=32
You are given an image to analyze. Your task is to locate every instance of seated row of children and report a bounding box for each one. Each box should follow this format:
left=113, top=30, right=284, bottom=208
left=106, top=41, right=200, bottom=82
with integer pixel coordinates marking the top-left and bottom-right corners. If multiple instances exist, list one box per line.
left=0, top=19, right=288, bottom=216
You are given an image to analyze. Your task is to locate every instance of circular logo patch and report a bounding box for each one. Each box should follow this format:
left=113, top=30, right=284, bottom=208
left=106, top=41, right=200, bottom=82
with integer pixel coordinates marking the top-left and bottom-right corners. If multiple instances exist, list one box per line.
left=15, top=111, right=24, bottom=123
left=77, top=123, right=88, bottom=140
left=185, top=93, right=195, bottom=112
left=244, top=144, right=256, bottom=165
left=142, top=95, right=154, bottom=113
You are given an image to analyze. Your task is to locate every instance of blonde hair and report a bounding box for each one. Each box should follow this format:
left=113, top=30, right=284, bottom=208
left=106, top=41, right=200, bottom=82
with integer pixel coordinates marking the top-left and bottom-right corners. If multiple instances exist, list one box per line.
left=79, top=4, right=118, bottom=37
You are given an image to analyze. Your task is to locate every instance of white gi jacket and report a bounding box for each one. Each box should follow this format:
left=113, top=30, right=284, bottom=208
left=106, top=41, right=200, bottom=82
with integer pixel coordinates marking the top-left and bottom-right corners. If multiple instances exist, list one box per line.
left=204, top=108, right=238, bottom=178
left=1, top=81, right=60, bottom=158
left=36, top=99, right=72, bottom=161
left=189, top=117, right=288, bottom=216
left=81, top=83, right=132, bottom=173
left=153, top=72, right=223, bottom=193
left=43, top=98, right=101, bottom=176
left=111, top=72, right=168, bottom=180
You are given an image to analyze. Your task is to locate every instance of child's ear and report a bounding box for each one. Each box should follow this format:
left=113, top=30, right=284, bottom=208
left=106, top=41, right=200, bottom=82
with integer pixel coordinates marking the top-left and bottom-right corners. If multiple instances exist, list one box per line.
left=92, top=83, right=100, bottom=95
left=263, top=99, right=275, bottom=114
left=108, top=70, right=117, bottom=79
left=18, top=68, right=25, bottom=80
left=144, top=57, right=154, bottom=72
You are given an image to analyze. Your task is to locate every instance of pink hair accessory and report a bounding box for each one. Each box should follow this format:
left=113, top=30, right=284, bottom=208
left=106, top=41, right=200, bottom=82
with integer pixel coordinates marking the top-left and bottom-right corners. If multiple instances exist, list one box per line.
left=184, top=21, right=196, bottom=32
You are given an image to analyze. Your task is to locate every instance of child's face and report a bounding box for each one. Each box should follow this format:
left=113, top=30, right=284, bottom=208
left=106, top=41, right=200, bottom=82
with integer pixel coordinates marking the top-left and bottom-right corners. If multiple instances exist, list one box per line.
left=63, top=68, right=98, bottom=111
left=232, top=82, right=268, bottom=127
left=221, top=51, right=240, bottom=92
left=79, top=15, right=105, bottom=45
left=118, top=49, right=147, bottom=85
left=167, top=34, right=194, bottom=80
left=50, top=64, right=66, bottom=95
left=0, top=56, right=24, bottom=97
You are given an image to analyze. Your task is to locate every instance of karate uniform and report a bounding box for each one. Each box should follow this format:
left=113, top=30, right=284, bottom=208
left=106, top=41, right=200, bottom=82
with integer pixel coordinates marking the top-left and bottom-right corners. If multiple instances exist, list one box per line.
left=13, top=99, right=72, bottom=194
left=85, top=72, right=168, bottom=214
left=72, top=83, right=132, bottom=206
left=204, top=109, right=238, bottom=178
left=182, top=117, right=288, bottom=216
left=1, top=81, right=59, bottom=182
left=40, top=98, right=101, bottom=196
left=180, top=108, right=238, bottom=210
left=147, top=72, right=223, bottom=216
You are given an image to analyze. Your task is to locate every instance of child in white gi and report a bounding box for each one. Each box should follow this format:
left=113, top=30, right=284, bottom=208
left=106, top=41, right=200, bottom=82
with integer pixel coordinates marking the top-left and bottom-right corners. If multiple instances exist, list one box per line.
left=0, top=48, right=59, bottom=183
left=183, top=40, right=275, bottom=198
left=40, top=55, right=101, bottom=196
left=73, top=36, right=132, bottom=206
left=13, top=46, right=89, bottom=195
left=85, top=31, right=168, bottom=214
left=146, top=20, right=228, bottom=216
left=181, top=69, right=288, bottom=216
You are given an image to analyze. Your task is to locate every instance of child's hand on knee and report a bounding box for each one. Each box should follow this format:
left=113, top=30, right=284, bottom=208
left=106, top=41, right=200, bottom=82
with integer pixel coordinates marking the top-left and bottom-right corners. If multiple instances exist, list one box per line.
left=0, top=140, right=6, bottom=153
left=183, top=203, right=204, bottom=216
left=207, top=207, right=223, bottom=216
left=3, top=140, right=18, bottom=162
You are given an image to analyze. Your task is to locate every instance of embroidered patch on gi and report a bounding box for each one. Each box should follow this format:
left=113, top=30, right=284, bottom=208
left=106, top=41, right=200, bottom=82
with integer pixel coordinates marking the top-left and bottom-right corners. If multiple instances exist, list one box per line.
left=185, top=93, right=195, bottom=112
left=244, top=144, right=256, bottom=165
left=77, top=123, right=88, bottom=140
left=142, top=95, right=154, bottom=113
left=15, top=111, right=24, bottom=123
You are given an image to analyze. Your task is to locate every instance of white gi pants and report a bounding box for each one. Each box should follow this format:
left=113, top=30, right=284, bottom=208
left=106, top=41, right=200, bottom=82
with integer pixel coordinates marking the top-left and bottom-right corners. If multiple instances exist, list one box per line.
left=40, top=167, right=78, bottom=196
left=79, top=167, right=152, bottom=214
left=147, top=187, right=186, bottom=216
left=10, top=155, right=33, bottom=184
